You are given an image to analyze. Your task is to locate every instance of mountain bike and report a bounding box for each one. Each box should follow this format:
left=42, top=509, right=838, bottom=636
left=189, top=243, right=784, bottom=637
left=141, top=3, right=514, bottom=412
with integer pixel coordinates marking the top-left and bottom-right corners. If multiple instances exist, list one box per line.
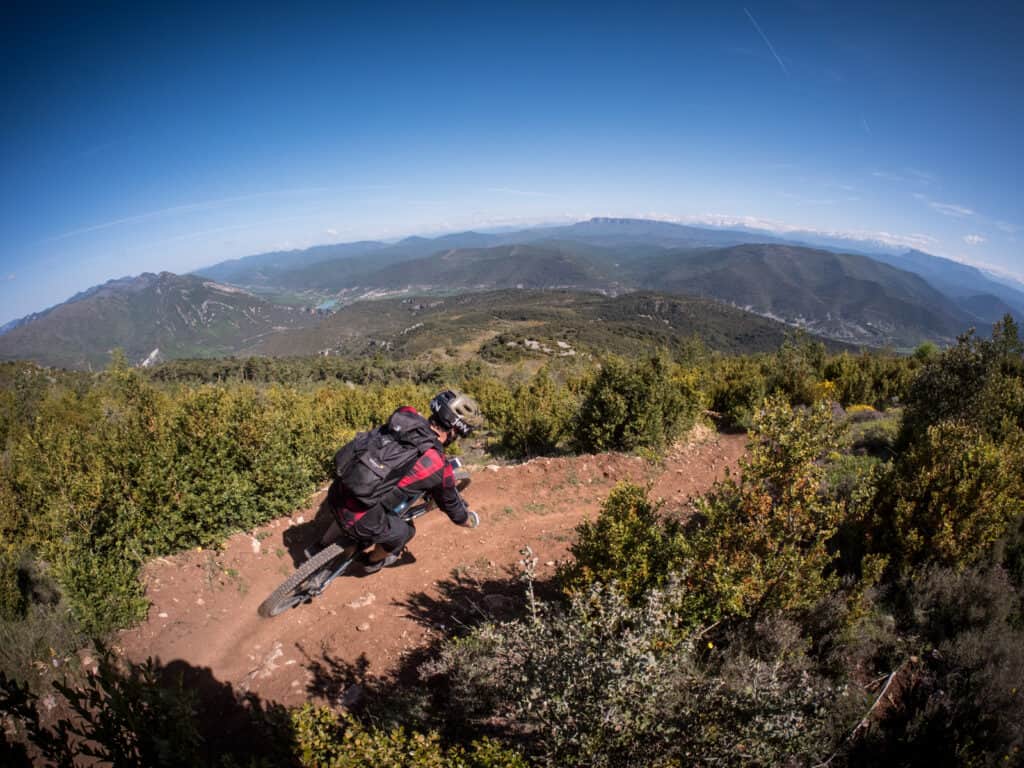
left=258, top=459, right=471, bottom=618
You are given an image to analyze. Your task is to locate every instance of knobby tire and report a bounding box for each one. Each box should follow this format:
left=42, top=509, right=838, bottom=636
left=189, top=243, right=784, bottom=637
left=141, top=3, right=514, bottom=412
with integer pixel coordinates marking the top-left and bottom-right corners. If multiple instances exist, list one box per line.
left=257, top=542, right=351, bottom=618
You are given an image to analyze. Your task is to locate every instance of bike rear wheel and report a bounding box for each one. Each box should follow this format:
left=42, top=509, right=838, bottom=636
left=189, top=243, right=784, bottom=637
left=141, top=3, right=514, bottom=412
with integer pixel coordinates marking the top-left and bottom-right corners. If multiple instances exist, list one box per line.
left=257, top=542, right=354, bottom=618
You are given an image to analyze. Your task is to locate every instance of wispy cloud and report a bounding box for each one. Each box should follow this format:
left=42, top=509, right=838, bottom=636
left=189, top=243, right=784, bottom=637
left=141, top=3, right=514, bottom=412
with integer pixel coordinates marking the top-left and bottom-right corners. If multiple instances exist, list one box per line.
left=326, top=228, right=339, bottom=237
left=669, top=212, right=939, bottom=250
left=4, top=274, right=14, bottom=282
left=873, top=168, right=935, bottom=185
left=45, top=188, right=330, bottom=243
left=929, top=201, right=974, bottom=218
left=861, top=117, right=871, bottom=135
left=744, top=8, right=789, bottom=75
left=964, top=234, right=986, bottom=245
left=996, top=221, right=1019, bottom=234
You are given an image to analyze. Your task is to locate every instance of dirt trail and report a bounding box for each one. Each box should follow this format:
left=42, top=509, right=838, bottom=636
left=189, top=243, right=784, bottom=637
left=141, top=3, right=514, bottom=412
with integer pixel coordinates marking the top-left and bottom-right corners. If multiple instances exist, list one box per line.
left=117, top=429, right=746, bottom=707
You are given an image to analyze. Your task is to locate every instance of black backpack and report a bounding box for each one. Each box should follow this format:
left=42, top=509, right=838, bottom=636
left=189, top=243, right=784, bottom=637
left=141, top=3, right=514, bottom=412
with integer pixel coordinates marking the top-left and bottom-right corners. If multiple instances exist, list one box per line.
left=333, top=408, right=437, bottom=508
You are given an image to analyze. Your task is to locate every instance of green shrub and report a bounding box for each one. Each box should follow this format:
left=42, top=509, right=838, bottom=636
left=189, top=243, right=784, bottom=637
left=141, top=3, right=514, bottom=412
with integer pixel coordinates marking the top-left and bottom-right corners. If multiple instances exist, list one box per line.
left=766, top=332, right=826, bottom=406
left=574, top=354, right=698, bottom=453
left=877, top=423, right=1024, bottom=571
left=484, top=368, right=576, bottom=457
left=426, top=580, right=843, bottom=767
left=707, top=357, right=767, bottom=428
left=291, top=704, right=527, bottom=768
left=899, top=315, right=1024, bottom=448
left=560, top=483, right=687, bottom=604
left=679, top=395, right=844, bottom=624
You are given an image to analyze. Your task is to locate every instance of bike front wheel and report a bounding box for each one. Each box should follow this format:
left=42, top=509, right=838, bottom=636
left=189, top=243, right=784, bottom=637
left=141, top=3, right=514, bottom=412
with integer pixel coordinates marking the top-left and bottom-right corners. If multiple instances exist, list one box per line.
left=257, top=542, right=353, bottom=618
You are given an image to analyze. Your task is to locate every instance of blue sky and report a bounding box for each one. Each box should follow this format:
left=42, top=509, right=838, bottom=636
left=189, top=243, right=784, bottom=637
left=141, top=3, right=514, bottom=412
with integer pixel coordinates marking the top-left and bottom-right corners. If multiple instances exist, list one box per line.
left=2, top=0, right=1022, bottom=324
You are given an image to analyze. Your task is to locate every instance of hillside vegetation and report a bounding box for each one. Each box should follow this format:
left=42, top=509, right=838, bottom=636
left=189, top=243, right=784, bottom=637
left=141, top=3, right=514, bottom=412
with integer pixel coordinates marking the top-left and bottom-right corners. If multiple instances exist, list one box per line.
left=243, top=290, right=806, bottom=360
left=2, top=319, right=1022, bottom=766
left=0, top=273, right=317, bottom=369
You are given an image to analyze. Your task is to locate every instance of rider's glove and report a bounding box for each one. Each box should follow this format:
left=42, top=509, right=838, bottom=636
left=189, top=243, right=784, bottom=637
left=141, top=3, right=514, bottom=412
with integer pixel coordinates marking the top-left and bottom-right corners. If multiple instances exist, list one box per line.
left=461, top=510, right=479, bottom=529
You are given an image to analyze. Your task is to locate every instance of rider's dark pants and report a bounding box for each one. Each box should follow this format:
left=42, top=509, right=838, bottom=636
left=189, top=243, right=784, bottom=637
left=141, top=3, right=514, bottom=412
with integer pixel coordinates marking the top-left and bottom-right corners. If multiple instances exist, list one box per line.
left=351, top=512, right=415, bottom=555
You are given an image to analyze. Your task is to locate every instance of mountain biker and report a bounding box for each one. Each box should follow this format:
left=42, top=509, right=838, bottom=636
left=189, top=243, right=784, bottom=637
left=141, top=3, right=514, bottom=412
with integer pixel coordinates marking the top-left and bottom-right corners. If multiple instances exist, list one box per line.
left=313, top=390, right=483, bottom=574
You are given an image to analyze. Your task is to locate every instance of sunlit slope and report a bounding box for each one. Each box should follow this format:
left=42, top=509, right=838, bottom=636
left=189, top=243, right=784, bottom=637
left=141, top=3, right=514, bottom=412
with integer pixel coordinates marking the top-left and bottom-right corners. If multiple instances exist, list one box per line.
left=627, top=244, right=975, bottom=346
left=242, top=289, right=807, bottom=359
left=0, top=272, right=317, bottom=369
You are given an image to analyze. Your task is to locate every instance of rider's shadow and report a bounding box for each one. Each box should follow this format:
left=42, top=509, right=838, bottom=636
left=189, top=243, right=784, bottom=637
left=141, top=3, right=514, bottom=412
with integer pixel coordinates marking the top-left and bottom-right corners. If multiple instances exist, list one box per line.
left=280, top=494, right=336, bottom=568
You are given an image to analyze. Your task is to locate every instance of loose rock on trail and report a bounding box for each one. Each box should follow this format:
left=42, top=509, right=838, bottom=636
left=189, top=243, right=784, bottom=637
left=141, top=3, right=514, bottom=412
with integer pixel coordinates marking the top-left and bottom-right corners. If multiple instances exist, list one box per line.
left=117, top=429, right=746, bottom=708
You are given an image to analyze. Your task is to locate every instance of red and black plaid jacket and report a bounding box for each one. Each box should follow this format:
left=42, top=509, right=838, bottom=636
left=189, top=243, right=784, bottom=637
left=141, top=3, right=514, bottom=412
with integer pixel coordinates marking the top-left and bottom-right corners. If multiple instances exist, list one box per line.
left=327, top=407, right=469, bottom=531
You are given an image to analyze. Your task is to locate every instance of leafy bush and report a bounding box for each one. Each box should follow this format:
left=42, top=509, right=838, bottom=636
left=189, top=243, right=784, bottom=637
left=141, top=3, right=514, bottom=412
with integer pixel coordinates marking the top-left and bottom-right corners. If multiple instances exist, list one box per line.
left=426, top=580, right=845, bottom=767
left=898, top=315, right=1024, bottom=448
left=574, top=354, right=699, bottom=453
left=877, top=423, right=1024, bottom=570
left=483, top=368, right=576, bottom=457
left=291, top=704, right=527, bottom=768
left=766, top=332, right=827, bottom=406
left=560, top=483, right=687, bottom=604
left=679, top=395, right=844, bottom=624
left=823, top=352, right=918, bottom=409
left=707, top=357, right=767, bottom=428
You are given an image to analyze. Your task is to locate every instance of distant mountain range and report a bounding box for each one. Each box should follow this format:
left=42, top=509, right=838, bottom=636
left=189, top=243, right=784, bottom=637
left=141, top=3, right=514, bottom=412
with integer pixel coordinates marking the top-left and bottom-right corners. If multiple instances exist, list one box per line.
left=0, top=273, right=317, bottom=369
left=1, top=218, right=1019, bottom=369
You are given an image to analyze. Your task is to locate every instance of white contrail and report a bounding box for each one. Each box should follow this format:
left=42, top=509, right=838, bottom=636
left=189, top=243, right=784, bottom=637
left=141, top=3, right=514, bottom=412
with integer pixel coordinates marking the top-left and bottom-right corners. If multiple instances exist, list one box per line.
left=744, top=7, right=789, bottom=76
left=45, top=187, right=330, bottom=242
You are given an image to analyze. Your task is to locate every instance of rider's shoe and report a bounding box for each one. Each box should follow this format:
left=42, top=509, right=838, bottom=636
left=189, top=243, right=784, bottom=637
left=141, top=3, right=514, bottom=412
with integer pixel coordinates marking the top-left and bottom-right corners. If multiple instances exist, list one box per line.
left=363, top=549, right=403, bottom=575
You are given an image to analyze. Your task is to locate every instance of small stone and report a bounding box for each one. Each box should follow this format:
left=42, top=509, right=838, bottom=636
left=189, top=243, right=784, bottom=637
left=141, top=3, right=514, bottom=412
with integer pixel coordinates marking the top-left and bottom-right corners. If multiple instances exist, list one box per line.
left=196, top=598, right=205, bottom=606
left=346, top=592, right=376, bottom=609
left=545, top=561, right=555, bottom=567
left=251, top=537, right=261, bottom=554
left=486, top=464, right=500, bottom=472
left=356, top=622, right=371, bottom=632
left=157, top=612, right=168, bottom=618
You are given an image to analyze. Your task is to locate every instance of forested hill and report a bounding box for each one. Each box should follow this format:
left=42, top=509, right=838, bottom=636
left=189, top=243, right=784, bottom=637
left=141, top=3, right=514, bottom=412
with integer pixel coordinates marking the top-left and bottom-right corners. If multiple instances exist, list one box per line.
left=628, top=244, right=975, bottom=346
left=0, top=272, right=317, bottom=369
left=240, top=289, right=810, bottom=360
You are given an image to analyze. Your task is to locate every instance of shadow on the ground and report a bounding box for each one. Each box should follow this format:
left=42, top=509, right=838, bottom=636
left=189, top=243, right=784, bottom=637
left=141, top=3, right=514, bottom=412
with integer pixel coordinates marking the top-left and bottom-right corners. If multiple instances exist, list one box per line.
left=281, top=495, right=336, bottom=567
left=7, top=655, right=294, bottom=767
left=288, top=565, right=563, bottom=745
left=394, top=564, right=562, bottom=636
left=157, top=659, right=292, bottom=762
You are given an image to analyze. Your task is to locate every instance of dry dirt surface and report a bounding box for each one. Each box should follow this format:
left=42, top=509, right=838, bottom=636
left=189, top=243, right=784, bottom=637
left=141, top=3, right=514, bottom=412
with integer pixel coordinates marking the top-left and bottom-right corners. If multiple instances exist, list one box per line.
left=117, top=429, right=746, bottom=709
